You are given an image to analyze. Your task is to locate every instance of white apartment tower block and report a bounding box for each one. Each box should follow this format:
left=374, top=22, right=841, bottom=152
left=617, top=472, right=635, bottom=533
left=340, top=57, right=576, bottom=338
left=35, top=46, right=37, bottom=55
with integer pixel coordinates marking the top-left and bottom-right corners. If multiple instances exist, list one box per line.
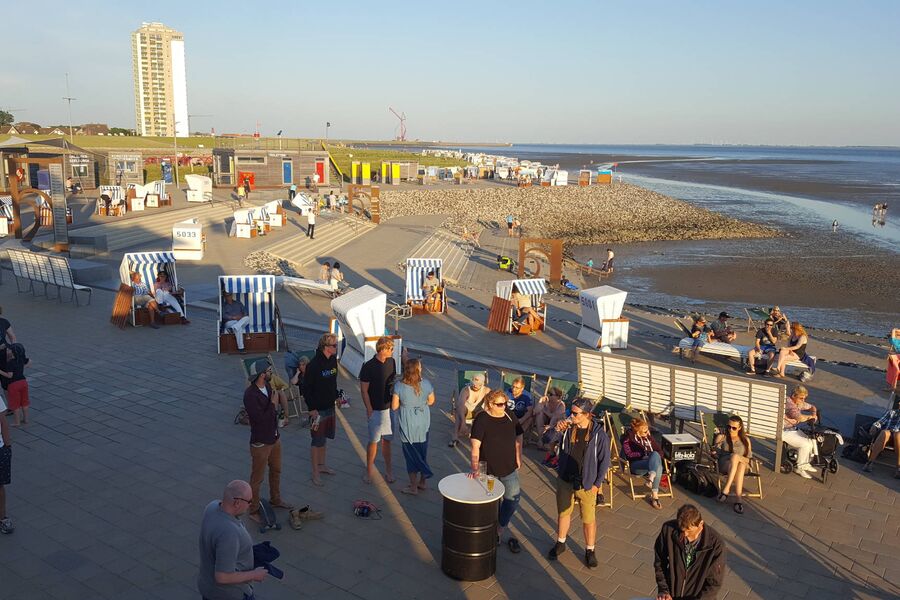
left=132, top=22, right=189, bottom=137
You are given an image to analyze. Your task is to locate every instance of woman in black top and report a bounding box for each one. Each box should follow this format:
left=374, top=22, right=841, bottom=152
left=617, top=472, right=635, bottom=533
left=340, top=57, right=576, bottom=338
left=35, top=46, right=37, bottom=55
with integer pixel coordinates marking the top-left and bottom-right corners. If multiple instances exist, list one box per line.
left=773, top=322, right=809, bottom=378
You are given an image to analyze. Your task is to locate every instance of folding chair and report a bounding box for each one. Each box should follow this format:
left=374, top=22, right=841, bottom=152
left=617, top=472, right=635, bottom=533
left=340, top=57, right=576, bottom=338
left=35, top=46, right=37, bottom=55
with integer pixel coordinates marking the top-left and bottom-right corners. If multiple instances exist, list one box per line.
left=606, top=410, right=675, bottom=502
left=240, top=353, right=302, bottom=421
left=699, top=411, right=763, bottom=499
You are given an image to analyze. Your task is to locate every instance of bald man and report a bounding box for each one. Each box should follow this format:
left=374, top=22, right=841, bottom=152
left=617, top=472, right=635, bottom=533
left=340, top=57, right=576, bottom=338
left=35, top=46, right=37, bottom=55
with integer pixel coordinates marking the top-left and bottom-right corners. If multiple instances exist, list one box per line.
left=450, top=373, right=490, bottom=447
left=198, top=480, right=267, bottom=600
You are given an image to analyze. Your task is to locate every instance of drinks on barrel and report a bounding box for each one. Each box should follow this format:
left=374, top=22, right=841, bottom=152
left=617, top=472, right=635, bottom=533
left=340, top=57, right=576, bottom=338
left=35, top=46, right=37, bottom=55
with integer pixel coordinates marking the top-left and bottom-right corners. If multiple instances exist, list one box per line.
left=438, top=473, right=506, bottom=581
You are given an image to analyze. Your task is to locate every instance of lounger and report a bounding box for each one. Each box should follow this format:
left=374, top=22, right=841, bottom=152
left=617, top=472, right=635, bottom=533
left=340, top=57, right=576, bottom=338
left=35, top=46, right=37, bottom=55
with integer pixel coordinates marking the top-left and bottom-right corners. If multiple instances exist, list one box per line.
left=676, top=337, right=814, bottom=374
left=279, top=276, right=335, bottom=298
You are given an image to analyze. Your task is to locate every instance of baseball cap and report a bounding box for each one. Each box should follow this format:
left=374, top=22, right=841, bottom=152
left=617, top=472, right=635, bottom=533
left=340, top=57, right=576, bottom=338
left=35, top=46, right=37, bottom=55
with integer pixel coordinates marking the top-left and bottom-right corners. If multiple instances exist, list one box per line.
left=248, top=359, right=270, bottom=380
left=718, top=312, right=732, bottom=319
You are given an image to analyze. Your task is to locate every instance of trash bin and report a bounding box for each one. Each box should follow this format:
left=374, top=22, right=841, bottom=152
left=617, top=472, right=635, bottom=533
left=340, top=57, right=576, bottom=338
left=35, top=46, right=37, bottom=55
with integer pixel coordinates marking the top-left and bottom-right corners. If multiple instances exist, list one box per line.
left=438, top=473, right=505, bottom=581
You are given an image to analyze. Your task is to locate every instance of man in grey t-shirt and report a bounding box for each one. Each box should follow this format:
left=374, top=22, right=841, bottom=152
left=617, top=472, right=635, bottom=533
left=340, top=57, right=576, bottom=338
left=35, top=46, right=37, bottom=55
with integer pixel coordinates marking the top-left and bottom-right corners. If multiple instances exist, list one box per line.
left=198, top=480, right=267, bottom=600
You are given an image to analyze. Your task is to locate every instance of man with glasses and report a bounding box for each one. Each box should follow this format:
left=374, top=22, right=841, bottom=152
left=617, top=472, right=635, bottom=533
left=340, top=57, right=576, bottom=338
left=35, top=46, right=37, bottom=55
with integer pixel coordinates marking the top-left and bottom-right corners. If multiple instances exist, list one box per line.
left=244, top=360, right=293, bottom=523
left=198, top=480, right=267, bottom=600
left=746, top=318, right=778, bottom=375
left=469, top=389, right=524, bottom=554
left=544, top=397, right=610, bottom=568
left=305, top=334, right=340, bottom=486
left=506, top=377, right=535, bottom=438
left=653, top=504, right=726, bottom=600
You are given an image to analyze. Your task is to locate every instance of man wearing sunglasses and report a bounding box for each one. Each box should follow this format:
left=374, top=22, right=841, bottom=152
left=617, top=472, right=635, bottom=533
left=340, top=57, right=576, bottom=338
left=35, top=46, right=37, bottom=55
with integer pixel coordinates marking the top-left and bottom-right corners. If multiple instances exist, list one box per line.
left=469, top=389, right=525, bottom=554
left=304, top=334, right=340, bottom=486
left=544, top=397, right=610, bottom=568
left=198, top=480, right=268, bottom=599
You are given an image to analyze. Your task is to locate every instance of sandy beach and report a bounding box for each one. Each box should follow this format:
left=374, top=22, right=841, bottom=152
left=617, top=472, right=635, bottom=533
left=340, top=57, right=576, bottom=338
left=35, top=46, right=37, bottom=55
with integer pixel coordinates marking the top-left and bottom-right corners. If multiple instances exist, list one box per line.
left=379, top=183, right=776, bottom=246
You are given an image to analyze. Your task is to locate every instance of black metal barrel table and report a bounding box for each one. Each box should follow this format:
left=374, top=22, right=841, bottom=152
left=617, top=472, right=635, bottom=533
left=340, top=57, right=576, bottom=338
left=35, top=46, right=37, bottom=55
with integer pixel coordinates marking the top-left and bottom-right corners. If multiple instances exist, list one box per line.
left=438, top=472, right=506, bottom=581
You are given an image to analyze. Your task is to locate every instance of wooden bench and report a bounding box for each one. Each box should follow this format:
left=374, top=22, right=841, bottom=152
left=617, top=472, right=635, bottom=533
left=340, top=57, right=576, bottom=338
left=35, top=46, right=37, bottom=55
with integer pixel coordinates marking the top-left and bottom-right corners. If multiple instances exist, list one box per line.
left=7, top=249, right=92, bottom=305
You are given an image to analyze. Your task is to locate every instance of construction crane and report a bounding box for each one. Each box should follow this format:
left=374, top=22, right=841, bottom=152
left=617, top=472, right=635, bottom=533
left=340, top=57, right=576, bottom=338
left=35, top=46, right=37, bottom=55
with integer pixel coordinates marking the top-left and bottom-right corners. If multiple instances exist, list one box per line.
left=389, top=107, right=407, bottom=142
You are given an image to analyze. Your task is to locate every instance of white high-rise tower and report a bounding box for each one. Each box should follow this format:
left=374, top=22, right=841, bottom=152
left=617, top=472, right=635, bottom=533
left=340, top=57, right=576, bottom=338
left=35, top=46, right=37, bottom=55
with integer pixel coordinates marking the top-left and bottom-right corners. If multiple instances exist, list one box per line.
left=131, top=22, right=189, bottom=137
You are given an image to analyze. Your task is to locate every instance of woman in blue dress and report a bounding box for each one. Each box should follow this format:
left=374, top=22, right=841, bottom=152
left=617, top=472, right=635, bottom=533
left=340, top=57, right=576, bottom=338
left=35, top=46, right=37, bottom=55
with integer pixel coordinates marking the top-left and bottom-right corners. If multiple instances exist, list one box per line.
left=391, top=358, right=436, bottom=495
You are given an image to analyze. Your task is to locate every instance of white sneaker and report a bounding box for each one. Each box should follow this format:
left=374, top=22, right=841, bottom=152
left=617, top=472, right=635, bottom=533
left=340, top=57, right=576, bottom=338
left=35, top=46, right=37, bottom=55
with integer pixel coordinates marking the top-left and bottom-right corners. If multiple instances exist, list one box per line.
left=795, top=468, right=812, bottom=479
left=801, top=464, right=818, bottom=473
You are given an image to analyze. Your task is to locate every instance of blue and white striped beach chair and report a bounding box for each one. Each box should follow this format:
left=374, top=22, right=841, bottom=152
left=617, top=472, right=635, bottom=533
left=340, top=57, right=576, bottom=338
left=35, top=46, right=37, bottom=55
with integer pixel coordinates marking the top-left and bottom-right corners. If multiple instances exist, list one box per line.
left=217, top=275, right=280, bottom=354
left=119, top=252, right=183, bottom=326
left=405, top=258, right=445, bottom=314
left=98, top=185, right=126, bottom=215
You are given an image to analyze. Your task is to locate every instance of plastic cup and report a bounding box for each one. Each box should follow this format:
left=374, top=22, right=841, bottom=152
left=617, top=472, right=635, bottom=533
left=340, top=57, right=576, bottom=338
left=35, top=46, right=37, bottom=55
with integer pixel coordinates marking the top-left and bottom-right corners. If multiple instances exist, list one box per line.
left=479, top=461, right=488, bottom=483
left=486, top=475, right=496, bottom=495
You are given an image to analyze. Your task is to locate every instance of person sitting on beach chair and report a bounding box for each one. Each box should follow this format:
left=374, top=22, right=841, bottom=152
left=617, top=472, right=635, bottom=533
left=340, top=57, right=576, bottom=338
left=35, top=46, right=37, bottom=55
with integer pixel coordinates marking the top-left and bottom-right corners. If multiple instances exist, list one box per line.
left=130, top=272, right=162, bottom=329
left=746, top=318, right=778, bottom=374
left=506, top=377, right=535, bottom=437
left=689, top=316, right=711, bottom=363
left=421, top=271, right=442, bottom=312
left=710, top=312, right=736, bottom=344
left=510, top=285, right=539, bottom=334
left=535, top=387, right=567, bottom=452
left=153, top=271, right=189, bottom=325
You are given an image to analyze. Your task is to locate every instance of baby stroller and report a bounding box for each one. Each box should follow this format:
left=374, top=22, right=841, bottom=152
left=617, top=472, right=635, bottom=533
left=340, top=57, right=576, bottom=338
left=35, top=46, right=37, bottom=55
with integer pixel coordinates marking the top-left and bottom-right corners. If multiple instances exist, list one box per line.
left=780, top=418, right=844, bottom=483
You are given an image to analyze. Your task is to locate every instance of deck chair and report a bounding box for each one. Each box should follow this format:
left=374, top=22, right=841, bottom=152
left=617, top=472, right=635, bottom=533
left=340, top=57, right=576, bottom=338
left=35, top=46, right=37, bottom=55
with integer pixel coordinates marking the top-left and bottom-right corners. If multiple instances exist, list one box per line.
left=699, top=411, right=763, bottom=499
left=240, top=353, right=302, bottom=421
left=606, top=411, right=675, bottom=502
left=449, top=370, right=489, bottom=422
left=743, top=307, right=770, bottom=332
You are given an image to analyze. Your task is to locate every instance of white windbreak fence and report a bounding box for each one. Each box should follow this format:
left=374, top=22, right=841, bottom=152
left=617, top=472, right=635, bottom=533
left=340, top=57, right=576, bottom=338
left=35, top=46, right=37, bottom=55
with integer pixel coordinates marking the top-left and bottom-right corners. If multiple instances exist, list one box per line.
left=577, top=348, right=787, bottom=471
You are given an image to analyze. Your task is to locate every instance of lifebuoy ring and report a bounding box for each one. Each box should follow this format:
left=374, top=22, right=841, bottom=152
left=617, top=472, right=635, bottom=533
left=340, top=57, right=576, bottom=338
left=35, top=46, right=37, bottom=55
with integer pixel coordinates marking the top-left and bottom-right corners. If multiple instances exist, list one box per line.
left=15, top=167, right=25, bottom=182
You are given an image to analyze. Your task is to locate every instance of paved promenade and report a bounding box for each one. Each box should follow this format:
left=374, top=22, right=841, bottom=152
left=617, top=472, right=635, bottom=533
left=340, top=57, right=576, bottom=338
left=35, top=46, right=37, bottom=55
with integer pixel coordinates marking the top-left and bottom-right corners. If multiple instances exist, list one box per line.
left=0, top=278, right=898, bottom=599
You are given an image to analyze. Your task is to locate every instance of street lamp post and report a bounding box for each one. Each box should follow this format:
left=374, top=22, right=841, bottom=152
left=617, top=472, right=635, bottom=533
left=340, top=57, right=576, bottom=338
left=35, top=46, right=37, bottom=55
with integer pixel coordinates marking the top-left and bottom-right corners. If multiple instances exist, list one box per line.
left=173, top=121, right=181, bottom=186
left=325, top=122, right=331, bottom=144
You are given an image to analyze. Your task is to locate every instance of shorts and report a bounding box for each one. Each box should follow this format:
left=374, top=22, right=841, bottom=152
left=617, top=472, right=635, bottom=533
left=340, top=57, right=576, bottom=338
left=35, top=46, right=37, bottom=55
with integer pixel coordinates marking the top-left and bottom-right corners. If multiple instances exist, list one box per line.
left=134, top=294, right=155, bottom=308
left=6, top=380, right=29, bottom=411
left=507, top=222, right=513, bottom=230
left=717, top=452, right=750, bottom=475
left=759, top=345, right=777, bottom=355
left=270, top=374, right=287, bottom=391
left=692, top=338, right=707, bottom=349
left=367, top=409, right=396, bottom=444
left=555, top=478, right=597, bottom=524
left=310, top=408, right=336, bottom=447
left=0, top=446, right=10, bottom=486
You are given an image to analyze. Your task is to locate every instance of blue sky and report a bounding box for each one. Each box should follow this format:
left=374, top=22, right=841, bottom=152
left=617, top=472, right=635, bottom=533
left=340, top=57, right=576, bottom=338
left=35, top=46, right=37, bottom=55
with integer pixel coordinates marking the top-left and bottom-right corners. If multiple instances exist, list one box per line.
left=4, top=1, right=899, bottom=145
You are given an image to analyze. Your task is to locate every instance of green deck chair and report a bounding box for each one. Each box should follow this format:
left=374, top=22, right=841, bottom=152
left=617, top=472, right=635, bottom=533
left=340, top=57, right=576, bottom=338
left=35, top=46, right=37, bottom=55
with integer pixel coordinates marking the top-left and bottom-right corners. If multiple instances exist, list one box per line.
left=699, top=411, right=763, bottom=499
left=606, top=410, right=675, bottom=502
left=450, top=369, right=490, bottom=421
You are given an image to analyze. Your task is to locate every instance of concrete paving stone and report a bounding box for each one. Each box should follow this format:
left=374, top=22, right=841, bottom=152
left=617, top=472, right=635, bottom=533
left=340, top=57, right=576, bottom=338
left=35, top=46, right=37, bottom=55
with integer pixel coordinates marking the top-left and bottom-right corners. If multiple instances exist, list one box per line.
left=43, top=580, right=102, bottom=600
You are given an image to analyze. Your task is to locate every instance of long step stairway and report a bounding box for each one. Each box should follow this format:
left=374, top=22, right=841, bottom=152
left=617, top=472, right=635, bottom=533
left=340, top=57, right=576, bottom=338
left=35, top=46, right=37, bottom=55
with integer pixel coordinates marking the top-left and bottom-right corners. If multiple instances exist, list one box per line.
left=57, top=201, right=247, bottom=256
left=260, top=212, right=377, bottom=268
left=405, top=226, right=475, bottom=285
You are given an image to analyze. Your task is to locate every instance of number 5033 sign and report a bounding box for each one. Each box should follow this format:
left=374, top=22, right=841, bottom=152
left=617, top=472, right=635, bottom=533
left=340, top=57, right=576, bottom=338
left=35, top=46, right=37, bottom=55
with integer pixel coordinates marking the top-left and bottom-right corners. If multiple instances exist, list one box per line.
left=172, top=222, right=203, bottom=250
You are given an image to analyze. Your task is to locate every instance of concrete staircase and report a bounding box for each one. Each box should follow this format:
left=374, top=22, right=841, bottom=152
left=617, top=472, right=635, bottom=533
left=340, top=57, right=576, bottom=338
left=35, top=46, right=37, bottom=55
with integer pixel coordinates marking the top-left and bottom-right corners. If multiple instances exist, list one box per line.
left=405, top=226, right=475, bottom=285
left=260, top=212, right=376, bottom=268
left=56, top=201, right=249, bottom=256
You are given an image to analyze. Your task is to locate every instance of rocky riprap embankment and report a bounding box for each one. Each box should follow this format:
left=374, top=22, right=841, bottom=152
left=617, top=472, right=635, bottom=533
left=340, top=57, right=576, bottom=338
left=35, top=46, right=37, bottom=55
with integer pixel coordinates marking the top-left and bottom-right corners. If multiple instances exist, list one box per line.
left=244, top=251, right=302, bottom=277
left=379, top=183, right=777, bottom=244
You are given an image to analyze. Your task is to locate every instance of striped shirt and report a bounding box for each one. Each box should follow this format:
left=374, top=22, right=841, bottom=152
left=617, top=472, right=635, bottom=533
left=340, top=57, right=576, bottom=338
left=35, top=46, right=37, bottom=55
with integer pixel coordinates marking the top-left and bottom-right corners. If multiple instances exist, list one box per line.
left=132, top=281, right=151, bottom=296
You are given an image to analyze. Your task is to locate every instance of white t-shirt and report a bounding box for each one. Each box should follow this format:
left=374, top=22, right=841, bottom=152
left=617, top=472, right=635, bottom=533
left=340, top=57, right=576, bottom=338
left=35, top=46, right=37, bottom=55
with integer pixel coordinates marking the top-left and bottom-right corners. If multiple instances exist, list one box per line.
left=308, top=212, right=316, bottom=225
left=0, top=395, right=6, bottom=448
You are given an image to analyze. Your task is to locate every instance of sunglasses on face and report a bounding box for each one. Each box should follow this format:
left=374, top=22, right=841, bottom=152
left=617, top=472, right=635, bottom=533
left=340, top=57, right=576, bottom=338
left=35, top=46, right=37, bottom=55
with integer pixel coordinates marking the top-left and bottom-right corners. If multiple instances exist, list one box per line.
left=492, top=402, right=507, bottom=407
left=729, top=425, right=740, bottom=430
left=571, top=410, right=584, bottom=416
left=325, top=343, right=337, bottom=348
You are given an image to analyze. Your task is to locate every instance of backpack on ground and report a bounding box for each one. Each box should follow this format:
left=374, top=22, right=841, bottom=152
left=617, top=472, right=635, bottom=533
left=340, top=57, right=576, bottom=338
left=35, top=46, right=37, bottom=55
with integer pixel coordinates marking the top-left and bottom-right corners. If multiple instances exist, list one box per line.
left=257, top=498, right=281, bottom=533
left=675, top=461, right=719, bottom=498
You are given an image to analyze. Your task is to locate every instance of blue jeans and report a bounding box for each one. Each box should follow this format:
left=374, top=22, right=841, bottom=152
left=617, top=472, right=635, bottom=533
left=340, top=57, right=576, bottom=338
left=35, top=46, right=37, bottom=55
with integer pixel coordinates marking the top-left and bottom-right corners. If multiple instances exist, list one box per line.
left=631, top=451, right=663, bottom=493
left=498, top=470, right=520, bottom=528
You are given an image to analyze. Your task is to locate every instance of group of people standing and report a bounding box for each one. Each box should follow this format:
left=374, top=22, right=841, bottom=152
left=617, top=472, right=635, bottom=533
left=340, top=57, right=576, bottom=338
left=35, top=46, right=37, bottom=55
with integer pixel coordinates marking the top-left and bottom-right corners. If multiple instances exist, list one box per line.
left=202, top=334, right=729, bottom=599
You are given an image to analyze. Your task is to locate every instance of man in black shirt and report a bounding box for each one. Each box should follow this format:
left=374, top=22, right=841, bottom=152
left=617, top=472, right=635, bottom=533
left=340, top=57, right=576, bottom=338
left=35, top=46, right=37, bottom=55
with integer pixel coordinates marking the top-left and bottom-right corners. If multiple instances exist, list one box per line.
left=746, top=318, right=778, bottom=375
left=304, top=334, right=340, bottom=486
left=359, top=337, right=397, bottom=484
left=470, top=389, right=524, bottom=554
